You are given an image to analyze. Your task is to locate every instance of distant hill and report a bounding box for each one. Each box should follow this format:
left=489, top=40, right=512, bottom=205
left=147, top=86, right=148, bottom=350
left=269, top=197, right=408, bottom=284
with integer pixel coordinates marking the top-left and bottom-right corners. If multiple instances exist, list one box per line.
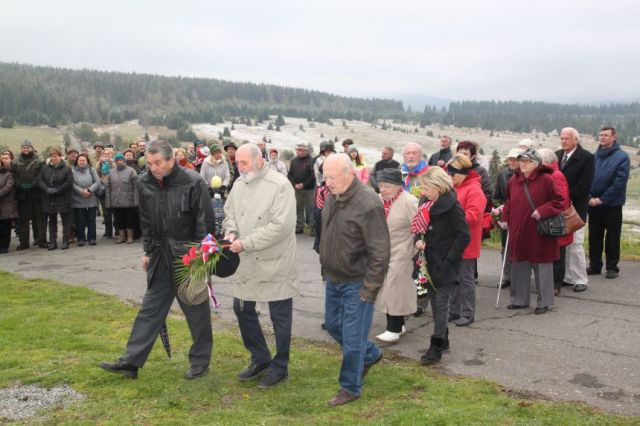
left=0, top=62, right=404, bottom=129
left=391, top=93, right=450, bottom=112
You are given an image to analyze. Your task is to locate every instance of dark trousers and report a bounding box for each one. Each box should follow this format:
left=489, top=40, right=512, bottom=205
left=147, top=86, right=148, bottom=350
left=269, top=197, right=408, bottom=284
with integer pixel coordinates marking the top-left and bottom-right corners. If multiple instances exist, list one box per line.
left=553, top=246, right=567, bottom=289
left=424, top=280, right=454, bottom=339
left=295, top=189, right=315, bottom=232
left=99, top=197, right=115, bottom=236
left=386, top=314, right=405, bottom=333
left=113, top=207, right=138, bottom=229
left=233, top=297, right=292, bottom=375
left=74, top=207, right=97, bottom=242
left=17, top=195, right=46, bottom=247
left=588, top=205, right=622, bottom=272
left=0, top=219, right=11, bottom=250
left=122, top=257, right=213, bottom=369
left=45, top=212, right=70, bottom=242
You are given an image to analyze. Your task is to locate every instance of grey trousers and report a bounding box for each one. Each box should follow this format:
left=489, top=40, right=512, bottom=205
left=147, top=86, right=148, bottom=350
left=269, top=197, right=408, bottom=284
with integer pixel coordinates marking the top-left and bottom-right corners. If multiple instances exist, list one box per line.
left=424, top=280, right=454, bottom=339
left=295, top=189, right=315, bottom=231
left=449, top=259, right=476, bottom=319
left=122, top=259, right=213, bottom=369
left=510, top=261, right=554, bottom=309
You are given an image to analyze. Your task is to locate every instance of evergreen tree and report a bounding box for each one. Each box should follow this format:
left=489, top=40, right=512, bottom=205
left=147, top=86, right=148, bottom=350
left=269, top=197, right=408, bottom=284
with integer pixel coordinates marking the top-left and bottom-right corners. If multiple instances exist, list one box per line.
left=223, top=127, right=231, bottom=137
left=275, top=124, right=281, bottom=132
left=488, top=149, right=501, bottom=186
left=144, top=132, right=150, bottom=142
left=267, top=122, right=274, bottom=131
left=275, top=114, right=286, bottom=126
left=0, top=117, right=15, bottom=128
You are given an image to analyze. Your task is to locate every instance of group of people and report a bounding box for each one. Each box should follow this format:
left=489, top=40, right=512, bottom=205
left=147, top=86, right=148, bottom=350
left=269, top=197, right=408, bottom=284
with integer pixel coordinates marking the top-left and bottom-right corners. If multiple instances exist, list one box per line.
left=2, top=125, right=630, bottom=408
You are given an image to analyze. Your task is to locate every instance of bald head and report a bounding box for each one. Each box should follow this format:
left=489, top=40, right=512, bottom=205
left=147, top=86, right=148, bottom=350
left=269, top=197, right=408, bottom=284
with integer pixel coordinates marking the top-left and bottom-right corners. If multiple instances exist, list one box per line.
left=323, top=153, right=355, bottom=195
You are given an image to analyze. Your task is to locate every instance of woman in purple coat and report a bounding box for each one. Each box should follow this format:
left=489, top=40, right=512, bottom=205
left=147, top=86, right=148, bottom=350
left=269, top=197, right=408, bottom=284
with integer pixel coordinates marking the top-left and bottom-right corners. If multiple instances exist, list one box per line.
left=499, top=149, right=564, bottom=314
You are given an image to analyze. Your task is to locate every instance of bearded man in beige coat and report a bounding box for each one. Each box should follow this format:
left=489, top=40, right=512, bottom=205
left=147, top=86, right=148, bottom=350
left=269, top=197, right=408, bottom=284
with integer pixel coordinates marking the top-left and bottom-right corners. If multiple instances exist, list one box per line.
left=223, top=143, right=298, bottom=389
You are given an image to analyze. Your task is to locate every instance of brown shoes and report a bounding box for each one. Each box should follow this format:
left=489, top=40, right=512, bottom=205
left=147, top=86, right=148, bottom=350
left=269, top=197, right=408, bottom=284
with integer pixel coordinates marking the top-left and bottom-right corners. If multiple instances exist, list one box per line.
left=328, top=390, right=359, bottom=407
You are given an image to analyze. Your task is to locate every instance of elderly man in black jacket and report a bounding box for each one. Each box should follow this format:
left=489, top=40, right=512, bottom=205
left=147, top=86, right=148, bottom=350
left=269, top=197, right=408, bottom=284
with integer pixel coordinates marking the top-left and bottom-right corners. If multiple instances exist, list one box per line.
left=99, top=140, right=216, bottom=380
left=320, top=153, right=391, bottom=407
left=556, top=127, right=594, bottom=292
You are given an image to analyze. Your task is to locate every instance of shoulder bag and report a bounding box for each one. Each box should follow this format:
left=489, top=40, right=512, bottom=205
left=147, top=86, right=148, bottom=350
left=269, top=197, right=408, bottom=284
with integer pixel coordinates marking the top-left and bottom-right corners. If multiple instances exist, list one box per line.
left=522, top=181, right=565, bottom=237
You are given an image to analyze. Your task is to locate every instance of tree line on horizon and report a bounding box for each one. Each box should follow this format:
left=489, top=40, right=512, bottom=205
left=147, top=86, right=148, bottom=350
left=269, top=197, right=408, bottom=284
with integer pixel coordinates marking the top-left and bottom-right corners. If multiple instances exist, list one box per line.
left=419, top=100, right=640, bottom=147
left=0, top=62, right=404, bottom=130
left=1, top=62, right=638, bottom=147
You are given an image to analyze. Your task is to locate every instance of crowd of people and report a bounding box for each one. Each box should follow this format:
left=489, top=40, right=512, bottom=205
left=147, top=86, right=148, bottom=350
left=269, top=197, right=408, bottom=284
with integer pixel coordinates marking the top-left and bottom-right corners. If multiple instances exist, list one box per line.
left=0, top=126, right=631, bottom=407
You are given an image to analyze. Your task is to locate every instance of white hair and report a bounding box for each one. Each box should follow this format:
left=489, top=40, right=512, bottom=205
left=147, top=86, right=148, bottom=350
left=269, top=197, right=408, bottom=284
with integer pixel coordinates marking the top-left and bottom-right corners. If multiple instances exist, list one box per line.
left=537, top=148, right=557, bottom=165
left=561, top=127, right=580, bottom=141
left=403, top=142, right=423, bottom=155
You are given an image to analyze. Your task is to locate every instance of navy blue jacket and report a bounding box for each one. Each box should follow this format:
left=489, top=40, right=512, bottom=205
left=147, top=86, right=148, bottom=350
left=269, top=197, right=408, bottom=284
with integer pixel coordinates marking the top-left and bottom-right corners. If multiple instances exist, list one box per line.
left=590, top=142, right=630, bottom=206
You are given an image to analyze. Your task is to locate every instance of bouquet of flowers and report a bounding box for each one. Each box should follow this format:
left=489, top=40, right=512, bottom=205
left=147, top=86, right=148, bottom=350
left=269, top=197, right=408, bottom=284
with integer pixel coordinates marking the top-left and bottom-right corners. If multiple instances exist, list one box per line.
left=414, top=247, right=434, bottom=298
left=409, top=184, right=423, bottom=199
left=173, top=234, right=225, bottom=306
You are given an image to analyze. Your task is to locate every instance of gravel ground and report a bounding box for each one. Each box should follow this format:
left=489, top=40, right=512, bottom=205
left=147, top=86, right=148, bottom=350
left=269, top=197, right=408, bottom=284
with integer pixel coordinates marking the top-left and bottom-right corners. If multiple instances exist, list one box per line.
left=0, top=384, right=83, bottom=421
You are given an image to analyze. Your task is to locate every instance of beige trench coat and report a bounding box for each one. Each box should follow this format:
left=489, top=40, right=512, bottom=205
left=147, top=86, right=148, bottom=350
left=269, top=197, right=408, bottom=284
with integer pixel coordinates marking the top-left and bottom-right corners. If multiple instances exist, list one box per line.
left=375, top=191, right=418, bottom=315
left=223, top=164, right=298, bottom=302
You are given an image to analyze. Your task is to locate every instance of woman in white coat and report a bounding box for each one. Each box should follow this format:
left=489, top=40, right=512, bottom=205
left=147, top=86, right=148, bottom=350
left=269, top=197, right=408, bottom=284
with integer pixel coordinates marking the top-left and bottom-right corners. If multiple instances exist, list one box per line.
left=375, top=168, right=419, bottom=343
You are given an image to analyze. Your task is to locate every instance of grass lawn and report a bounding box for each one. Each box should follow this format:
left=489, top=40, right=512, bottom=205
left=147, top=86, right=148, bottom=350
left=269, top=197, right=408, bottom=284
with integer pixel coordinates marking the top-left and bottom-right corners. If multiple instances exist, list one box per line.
left=0, top=125, right=65, bottom=152
left=0, top=272, right=634, bottom=424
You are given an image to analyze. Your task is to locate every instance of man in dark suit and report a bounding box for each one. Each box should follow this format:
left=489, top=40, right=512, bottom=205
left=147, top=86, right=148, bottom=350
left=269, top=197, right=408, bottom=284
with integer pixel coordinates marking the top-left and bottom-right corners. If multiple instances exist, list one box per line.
left=556, top=127, right=594, bottom=292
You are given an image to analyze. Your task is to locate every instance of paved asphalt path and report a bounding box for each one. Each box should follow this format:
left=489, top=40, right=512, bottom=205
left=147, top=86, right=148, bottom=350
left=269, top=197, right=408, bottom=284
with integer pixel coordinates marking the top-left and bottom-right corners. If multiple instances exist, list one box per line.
left=1, top=229, right=639, bottom=416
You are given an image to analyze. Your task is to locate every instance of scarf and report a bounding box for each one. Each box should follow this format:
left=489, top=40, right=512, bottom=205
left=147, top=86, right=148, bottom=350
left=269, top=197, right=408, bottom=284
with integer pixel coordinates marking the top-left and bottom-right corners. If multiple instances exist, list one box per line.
left=410, top=200, right=434, bottom=234
left=401, top=160, right=428, bottom=190
left=382, top=189, right=403, bottom=218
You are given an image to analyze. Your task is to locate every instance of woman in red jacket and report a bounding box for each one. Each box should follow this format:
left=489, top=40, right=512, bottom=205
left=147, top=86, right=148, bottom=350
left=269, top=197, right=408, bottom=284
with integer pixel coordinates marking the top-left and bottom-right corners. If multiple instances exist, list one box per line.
left=447, top=155, right=486, bottom=326
left=538, top=148, right=573, bottom=296
left=499, top=149, right=564, bottom=314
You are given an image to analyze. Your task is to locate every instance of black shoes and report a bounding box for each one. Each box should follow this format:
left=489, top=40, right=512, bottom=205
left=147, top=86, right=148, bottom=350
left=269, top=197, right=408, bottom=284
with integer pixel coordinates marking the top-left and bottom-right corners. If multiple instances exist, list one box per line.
left=48, top=241, right=57, bottom=250
left=586, top=267, right=601, bottom=275
left=497, top=280, right=511, bottom=289
left=413, top=306, right=425, bottom=317
left=237, top=362, right=270, bottom=381
left=98, top=358, right=138, bottom=379
left=605, top=270, right=619, bottom=279
left=78, top=240, right=86, bottom=247
left=573, top=284, right=587, bottom=292
left=89, top=240, right=97, bottom=246
left=184, top=365, right=209, bottom=380
left=421, top=335, right=448, bottom=366
left=16, top=244, right=29, bottom=251
left=362, top=352, right=383, bottom=379
left=507, top=304, right=529, bottom=310
left=534, top=306, right=549, bottom=315
left=257, top=371, right=288, bottom=389
left=61, top=238, right=69, bottom=250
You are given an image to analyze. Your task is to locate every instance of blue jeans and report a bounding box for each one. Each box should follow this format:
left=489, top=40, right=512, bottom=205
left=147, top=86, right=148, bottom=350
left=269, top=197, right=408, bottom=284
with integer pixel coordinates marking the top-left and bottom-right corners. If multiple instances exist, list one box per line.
left=324, top=280, right=381, bottom=396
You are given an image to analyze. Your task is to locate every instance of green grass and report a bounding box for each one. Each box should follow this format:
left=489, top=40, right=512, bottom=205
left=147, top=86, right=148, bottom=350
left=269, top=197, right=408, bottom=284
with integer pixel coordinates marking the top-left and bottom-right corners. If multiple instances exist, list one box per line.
left=0, top=125, right=66, bottom=152
left=0, top=272, right=634, bottom=424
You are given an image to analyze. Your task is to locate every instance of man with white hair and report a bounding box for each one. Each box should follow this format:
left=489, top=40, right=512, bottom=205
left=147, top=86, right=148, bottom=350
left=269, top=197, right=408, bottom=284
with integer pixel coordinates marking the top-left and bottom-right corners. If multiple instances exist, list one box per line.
left=223, top=144, right=298, bottom=389
left=320, top=153, right=390, bottom=407
left=400, top=142, right=429, bottom=193
left=556, top=127, right=594, bottom=291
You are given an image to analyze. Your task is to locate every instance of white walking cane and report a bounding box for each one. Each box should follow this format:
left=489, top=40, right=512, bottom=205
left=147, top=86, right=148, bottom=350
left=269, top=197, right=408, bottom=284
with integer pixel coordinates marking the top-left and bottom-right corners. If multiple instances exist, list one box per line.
left=495, top=231, right=509, bottom=309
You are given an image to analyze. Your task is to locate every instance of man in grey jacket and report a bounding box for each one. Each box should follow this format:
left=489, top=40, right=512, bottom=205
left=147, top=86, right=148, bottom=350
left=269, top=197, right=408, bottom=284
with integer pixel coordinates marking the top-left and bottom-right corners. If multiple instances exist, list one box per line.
left=320, top=154, right=391, bottom=407
left=223, top=144, right=298, bottom=389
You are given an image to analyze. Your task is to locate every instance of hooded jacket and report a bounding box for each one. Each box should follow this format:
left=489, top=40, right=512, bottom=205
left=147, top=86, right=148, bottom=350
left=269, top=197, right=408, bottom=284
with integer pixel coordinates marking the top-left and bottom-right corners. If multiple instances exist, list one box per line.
left=503, top=166, right=564, bottom=263
left=38, top=160, right=74, bottom=214
left=590, top=142, right=630, bottom=207
left=267, top=148, right=288, bottom=176
left=200, top=155, right=231, bottom=188
left=454, top=170, right=486, bottom=259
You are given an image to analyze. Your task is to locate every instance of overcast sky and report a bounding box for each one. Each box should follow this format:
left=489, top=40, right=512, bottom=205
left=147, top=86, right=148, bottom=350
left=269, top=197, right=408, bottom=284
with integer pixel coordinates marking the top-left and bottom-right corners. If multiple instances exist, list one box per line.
left=2, top=0, right=639, bottom=104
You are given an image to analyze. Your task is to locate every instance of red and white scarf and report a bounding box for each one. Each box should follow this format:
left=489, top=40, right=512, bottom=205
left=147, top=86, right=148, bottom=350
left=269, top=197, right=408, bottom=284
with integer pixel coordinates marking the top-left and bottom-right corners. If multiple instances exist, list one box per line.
left=382, top=189, right=403, bottom=218
left=410, top=200, right=433, bottom=234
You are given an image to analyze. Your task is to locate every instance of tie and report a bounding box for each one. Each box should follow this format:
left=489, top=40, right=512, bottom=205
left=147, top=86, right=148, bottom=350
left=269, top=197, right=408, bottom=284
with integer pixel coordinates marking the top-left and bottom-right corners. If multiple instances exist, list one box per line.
left=561, top=153, right=568, bottom=169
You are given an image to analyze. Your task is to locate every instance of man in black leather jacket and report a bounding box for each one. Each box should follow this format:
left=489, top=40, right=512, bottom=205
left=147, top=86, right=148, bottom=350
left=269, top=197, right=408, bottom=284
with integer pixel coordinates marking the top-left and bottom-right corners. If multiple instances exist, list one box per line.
left=99, top=140, right=216, bottom=380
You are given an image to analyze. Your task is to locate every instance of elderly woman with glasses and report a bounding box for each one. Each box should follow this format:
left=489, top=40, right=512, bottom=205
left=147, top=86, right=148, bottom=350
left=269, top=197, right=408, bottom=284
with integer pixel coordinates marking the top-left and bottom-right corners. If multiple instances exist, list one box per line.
left=498, top=149, right=564, bottom=315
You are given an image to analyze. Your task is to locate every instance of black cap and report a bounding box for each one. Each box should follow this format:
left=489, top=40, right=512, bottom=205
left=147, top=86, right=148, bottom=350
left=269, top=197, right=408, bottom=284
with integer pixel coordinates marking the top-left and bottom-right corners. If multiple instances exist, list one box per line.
left=212, top=243, right=240, bottom=278
left=378, top=168, right=403, bottom=186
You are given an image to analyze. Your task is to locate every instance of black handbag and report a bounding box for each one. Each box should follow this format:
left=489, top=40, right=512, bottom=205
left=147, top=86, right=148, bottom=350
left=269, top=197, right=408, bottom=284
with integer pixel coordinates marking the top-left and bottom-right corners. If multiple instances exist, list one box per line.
left=522, top=181, right=565, bottom=237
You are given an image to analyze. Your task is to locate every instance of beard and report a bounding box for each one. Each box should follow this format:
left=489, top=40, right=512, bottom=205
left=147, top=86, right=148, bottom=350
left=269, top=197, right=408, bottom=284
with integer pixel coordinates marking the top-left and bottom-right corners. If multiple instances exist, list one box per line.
left=240, top=170, right=259, bottom=183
